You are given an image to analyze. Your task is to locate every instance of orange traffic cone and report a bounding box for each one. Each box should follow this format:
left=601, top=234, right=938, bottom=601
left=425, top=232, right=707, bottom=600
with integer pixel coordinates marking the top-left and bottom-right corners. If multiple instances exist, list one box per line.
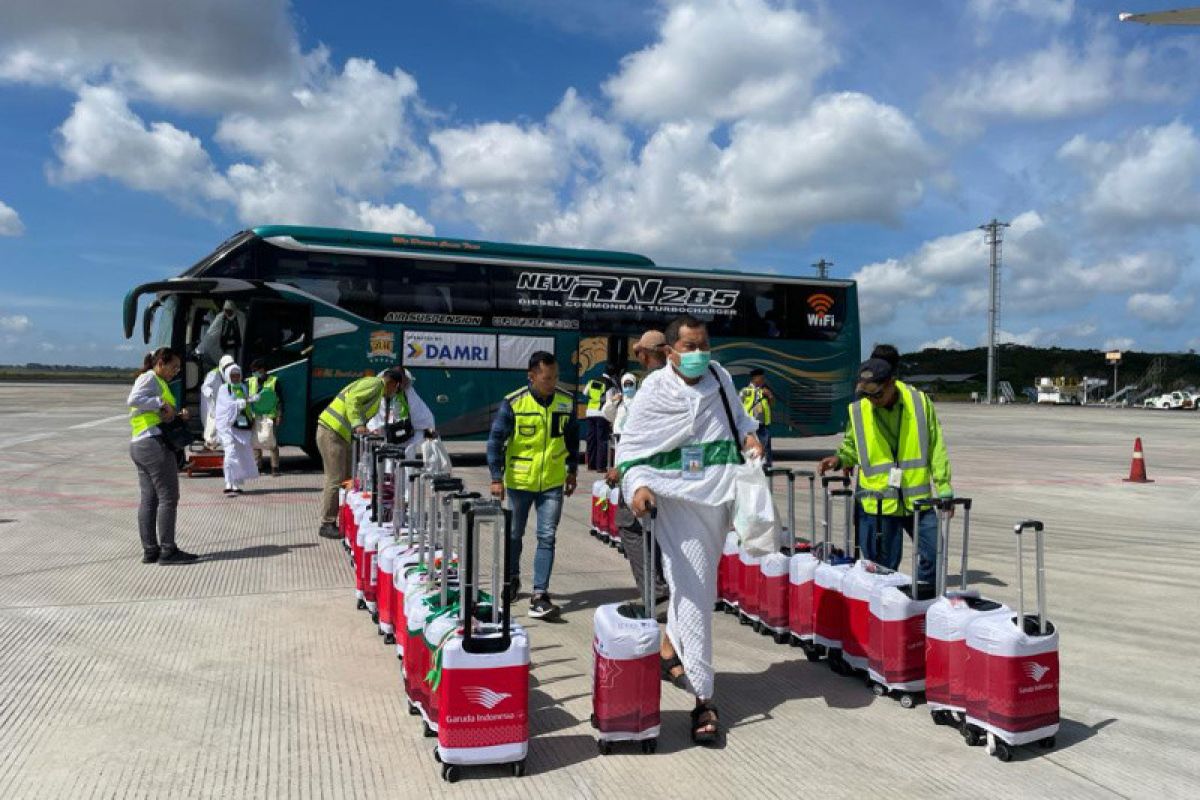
left=1123, top=437, right=1154, bottom=483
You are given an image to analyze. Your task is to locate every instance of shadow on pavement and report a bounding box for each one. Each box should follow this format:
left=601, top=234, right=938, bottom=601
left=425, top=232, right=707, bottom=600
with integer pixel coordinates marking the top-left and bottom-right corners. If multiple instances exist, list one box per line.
left=201, top=542, right=320, bottom=562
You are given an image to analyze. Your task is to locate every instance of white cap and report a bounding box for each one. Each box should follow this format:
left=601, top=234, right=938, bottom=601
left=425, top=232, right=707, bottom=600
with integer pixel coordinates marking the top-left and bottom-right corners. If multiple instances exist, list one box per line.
left=222, top=299, right=237, bottom=312
left=621, top=372, right=637, bottom=386
left=218, top=354, right=235, bottom=371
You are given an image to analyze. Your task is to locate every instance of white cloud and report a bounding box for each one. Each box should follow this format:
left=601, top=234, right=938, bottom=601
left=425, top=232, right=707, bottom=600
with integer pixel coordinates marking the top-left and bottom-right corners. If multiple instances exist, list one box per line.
left=0, top=200, right=23, bottom=236
left=997, top=327, right=1047, bottom=346
left=919, top=336, right=966, bottom=351
left=926, top=36, right=1168, bottom=137
left=457, top=90, right=938, bottom=263
left=1104, top=337, right=1136, bottom=351
left=0, top=0, right=303, bottom=112
left=1127, top=292, right=1195, bottom=327
left=0, top=314, right=32, bottom=333
left=53, top=85, right=230, bottom=203
left=1059, top=122, right=1200, bottom=229
left=967, top=0, right=1074, bottom=25
left=603, top=0, right=834, bottom=123
left=353, top=201, right=434, bottom=236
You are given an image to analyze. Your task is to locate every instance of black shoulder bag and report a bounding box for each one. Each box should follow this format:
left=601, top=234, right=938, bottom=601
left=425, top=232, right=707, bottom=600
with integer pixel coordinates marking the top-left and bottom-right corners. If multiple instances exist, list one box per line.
left=710, top=365, right=746, bottom=465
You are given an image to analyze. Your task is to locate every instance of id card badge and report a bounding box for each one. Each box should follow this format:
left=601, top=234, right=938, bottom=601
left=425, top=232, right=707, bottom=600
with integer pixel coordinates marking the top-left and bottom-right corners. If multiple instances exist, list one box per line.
left=887, top=467, right=903, bottom=489
left=681, top=446, right=705, bottom=480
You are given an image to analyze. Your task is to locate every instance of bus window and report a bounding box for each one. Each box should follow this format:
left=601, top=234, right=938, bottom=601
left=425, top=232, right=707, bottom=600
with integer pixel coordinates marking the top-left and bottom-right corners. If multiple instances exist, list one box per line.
left=269, top=252, right=379, bottom=320
left=380, top=260, right=489, bottom=321
left=244, top=301, right=311, bottom=370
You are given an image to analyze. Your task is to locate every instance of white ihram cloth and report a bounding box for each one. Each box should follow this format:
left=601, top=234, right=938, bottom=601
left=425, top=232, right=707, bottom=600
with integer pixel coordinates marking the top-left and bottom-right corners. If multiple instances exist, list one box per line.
left=617, top=362, right=756, bottom=699
left=215, top=367, right=259, bottom=487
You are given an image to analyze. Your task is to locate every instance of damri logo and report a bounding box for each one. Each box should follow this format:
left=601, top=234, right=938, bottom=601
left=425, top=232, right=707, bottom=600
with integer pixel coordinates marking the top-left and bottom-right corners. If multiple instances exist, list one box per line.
left=807, top=293, right=837, bottom=328
left=463, top=686, right=512, bottom=710
left=1023, top=662, right=1051, bottom=683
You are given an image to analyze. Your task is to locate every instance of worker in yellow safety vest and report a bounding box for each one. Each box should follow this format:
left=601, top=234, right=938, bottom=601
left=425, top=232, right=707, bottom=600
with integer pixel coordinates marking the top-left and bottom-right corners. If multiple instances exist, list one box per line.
left=740, top=367, right=775, bottom=466
left=487, top=351, right=580, bottom=620
left=818, top=357, right=953, bottom=583
left=583, top=366, right=619, bottom=471
left=126, top=347, right=197, bottom=564
left=315, top=366, right=409, bottom=538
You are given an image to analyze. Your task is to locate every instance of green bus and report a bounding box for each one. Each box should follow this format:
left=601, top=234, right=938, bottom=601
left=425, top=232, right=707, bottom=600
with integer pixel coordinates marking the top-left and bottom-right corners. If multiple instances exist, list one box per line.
left=123, top=226, right=860, bottom=458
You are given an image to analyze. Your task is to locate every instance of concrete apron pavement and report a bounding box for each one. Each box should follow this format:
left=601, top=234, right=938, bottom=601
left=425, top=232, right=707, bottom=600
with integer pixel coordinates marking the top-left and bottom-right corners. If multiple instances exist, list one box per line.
left=0, top=382, right=1196, bottom=799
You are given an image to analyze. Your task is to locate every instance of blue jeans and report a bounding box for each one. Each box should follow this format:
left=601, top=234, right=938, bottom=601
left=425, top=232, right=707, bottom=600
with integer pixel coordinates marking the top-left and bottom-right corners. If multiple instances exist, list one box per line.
left=506, top=486, right=564, bottom=594
left=858, top=508, right=939, bottom=584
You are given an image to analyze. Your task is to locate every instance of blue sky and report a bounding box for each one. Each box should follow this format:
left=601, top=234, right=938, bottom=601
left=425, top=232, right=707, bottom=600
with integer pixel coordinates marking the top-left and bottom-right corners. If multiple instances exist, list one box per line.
left=2, top=0, right=1200, bottom=365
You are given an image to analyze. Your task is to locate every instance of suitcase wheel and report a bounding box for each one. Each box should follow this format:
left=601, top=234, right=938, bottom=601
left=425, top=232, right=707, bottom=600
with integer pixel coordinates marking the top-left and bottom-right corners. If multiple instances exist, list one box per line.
left=772, top=631, right=789, bottom=646
left=356, top=598, right=367, bottom=611
left=870, top=682, right=886, bottom=698
left=597, top=739, right=613, bottom=756
left=962, top=724, right=985, bottom=747
left=751, top=620, right=763, bottom=634
left=641, top=739, right=657, bottom=754
left=370, top=611, right=379, bottom=625
left=930, top=710, right=955, bottom=727
left=423, top=721, right=435, bottom=738
left=988, top=735, right=1013, bottom=762
left=384, top=633, right=395, bottom=645
left=433, top=746, right=441, bottom=763
left=512, top=759, right=526, bottom=777
left=441, top=764, right=460, bottom=783
left=898, top=693, right=917, bottom=710
left=1038, top=736, right=1056, bottom=750
left=589, top=713, right=598, bottom=729
left=407, top=702, right=420, bottom=716
left=714, top=601, right=724, bottom=612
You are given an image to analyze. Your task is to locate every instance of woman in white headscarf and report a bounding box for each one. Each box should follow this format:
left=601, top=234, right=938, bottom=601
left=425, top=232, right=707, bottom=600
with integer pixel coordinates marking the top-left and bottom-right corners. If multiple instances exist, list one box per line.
left=214, top=362, right=259, bottom=495
left=201, top=354, right=235, bottom=448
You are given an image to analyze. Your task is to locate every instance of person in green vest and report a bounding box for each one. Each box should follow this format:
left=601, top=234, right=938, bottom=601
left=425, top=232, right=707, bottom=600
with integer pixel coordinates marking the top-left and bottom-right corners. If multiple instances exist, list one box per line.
left=315, top=366, right=408, bottom=539
left=248, top=359, right=282, bottom=477
left=126, top=347, right=197, bottom=564
left=487, top=351, right=580, bottom=620
left=817, top=357, right=953, bottom=583
left=739, top=367, right=775, bottom=467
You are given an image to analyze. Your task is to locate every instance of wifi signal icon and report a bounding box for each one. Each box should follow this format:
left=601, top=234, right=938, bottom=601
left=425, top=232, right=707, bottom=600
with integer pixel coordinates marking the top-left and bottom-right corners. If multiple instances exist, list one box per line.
left=808, top=293, right=834, bottom=316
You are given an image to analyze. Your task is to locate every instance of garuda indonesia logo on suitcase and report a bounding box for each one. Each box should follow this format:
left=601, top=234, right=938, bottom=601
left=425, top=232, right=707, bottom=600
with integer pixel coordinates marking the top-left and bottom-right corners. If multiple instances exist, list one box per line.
left=464, top=685, right=513, bottom=710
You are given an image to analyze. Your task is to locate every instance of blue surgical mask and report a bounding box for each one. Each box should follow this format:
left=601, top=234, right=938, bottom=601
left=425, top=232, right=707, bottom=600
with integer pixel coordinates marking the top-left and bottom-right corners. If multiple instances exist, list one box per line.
left=622, top=385, right=636, bottom=398
left=676, top=350, right=711, bottom=378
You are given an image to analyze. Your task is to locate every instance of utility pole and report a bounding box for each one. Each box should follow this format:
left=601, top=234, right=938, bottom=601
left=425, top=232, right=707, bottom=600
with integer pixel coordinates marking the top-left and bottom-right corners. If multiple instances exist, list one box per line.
left=979, top=219, right=1009, bottom=405
left=813, top=258, right=833, bottom=279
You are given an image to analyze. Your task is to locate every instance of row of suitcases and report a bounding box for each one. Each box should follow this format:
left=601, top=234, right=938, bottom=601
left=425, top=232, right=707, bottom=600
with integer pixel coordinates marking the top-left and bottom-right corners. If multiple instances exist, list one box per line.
left=337, top=434, right=531, bottom=783
left=716, top=469, right=1060, bottom=763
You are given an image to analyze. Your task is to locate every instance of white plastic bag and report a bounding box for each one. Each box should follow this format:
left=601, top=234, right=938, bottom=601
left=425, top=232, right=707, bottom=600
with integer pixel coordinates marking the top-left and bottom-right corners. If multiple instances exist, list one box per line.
left=731, top=453, right=780, bottom=557
left=254, top=417, right=276, bottom=449
left=421, top=437, right=453, bottom=474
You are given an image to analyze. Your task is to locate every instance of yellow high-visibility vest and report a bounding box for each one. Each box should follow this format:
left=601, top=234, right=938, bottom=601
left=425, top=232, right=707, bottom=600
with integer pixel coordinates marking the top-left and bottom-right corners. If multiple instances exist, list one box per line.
left=129, top=373, right=176, bottom=437
left=849, top=380, right=931, bottom=516
left=504, top=386, right=573, bottom=492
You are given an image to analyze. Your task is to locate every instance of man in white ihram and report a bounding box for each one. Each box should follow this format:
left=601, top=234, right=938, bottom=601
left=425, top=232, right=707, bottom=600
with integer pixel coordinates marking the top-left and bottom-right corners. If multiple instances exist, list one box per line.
left=617, top=314, right=763, bottom=746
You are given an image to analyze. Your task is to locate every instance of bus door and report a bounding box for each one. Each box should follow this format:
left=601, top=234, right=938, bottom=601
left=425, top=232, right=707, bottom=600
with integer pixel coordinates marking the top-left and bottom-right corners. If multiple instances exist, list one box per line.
left=242, top=298, right=313, bottom=448
left=574, top=333, right=629, bottom=415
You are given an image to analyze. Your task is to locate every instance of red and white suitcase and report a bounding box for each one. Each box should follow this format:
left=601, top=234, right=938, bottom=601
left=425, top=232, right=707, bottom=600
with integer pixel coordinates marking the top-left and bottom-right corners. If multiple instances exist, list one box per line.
left=737, top=546, right=763, bottom=627
left=404, top=476, right=462, bottom=725
left=963, top=520, right=1059, bottom=761
left=842, top=492, right=909, bottom=674
left=606, top=485, right=623, bottom=552
left=436, top=500, right=530, bottom=782
left=924, top=498, right=1010, bottom=727
left=391, top=463, right=429, bottom=657
left=813, top=479, right=856, bottom=673
left=422, top=488, right=481, bottom=737
left=592, top=504, right=661, bottom=754
left=718, top=531, right=740, bottom=614
left=866, top=498, right=947, bottom=705
left=786, top=471, right=820, bottom=655
left=590, top=478, right=608, bottom=540
left=378, top=458, right=426, bottom=644
left=757, top=468, right=803, bottom=643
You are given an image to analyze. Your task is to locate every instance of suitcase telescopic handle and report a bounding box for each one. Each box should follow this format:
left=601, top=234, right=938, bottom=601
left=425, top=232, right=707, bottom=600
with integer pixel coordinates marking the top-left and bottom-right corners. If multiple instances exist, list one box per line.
left=1013, top=520, right=1048, bottom=636
left=911, top=498, right=945, bottom=591
left=830, top=488, right=853, bottom=556
left=400, top=458, right=423, bottom=468
left=798, top=471, right=817, bottom=544
left=641, top=504, right=657, bottom=619
left=765, top=468, right=795, bottom=553
left=945, top=497, right=973, bottom=595
left=822, top=474, right=850, bottom=489
left=463, top=503, right=513, bottom=653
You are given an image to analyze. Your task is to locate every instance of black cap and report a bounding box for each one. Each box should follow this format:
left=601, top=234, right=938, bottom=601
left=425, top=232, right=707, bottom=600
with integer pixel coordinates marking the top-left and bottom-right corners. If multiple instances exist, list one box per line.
left=381, top=366, right=406, bottom=383
left=749, top=367, right=765, bottom=378
left=855, top=358, right=894, bottom=396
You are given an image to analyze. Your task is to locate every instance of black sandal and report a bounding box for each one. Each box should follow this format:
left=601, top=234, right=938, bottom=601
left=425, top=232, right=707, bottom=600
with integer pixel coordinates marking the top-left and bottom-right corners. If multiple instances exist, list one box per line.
left=691, top=702, right=720, bottom=745
left=660, top=655, right=688, bottom=689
